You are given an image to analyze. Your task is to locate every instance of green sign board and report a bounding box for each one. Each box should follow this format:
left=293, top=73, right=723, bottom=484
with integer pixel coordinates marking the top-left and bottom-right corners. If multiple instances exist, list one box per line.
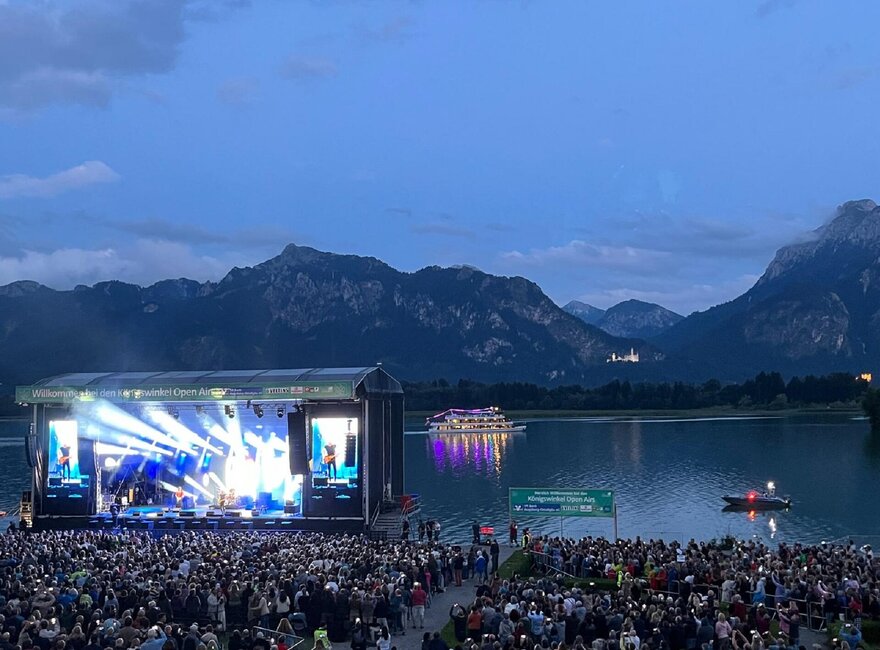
left=16, top=381, right=353, bottom=404
left=509, top=487, right=615, bottom=518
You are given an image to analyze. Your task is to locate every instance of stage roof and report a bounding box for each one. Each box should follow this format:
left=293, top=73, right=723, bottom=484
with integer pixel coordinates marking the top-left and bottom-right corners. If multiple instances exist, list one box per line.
left=17, top=367, right=403, bottom=404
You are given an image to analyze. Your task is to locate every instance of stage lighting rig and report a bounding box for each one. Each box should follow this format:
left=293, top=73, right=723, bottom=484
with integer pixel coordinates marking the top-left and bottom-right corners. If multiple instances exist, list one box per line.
left=254, top=404, right=264, bottom=418
left=167, top=406, right=179, bottom=420
left=224, top=405, right=235, bottom=419
left=276, top=405, right=285, bottom=418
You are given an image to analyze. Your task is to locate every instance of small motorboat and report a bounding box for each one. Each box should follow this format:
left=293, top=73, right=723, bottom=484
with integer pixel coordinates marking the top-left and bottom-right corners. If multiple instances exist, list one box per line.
left=722, top=482, right=791, bottom=510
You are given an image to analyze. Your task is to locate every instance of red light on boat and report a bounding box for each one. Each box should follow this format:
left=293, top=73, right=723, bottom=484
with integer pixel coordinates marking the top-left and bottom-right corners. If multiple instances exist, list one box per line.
left=747, top=491, right=757, bottom=502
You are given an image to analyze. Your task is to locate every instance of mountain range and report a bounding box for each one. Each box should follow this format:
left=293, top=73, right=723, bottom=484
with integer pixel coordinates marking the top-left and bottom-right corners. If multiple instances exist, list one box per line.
left=655, top=199, right=880, bottom=377
left=563, top=299, right=683, bottom=339
left=0, top=199, right=877, bottom=388
left=0, top=246, right=653, bottom=387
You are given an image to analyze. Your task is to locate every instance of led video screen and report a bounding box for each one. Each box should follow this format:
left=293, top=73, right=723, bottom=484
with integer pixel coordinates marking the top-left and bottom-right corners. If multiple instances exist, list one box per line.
left=47, top=420, right=81, bottom=484
left=310, top=416, right=359, bottom=486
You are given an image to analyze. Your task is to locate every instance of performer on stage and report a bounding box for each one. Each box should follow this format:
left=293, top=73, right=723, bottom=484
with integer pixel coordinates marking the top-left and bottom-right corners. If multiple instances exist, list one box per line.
left=323, top=442, right=337, bottom=480
left=175, top=486, right=185, bottom=509
left=58, top=442, right=72, bottom=480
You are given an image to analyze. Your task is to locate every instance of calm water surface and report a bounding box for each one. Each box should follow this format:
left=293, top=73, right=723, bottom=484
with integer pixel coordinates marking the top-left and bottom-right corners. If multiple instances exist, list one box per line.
left=2, top=414, right=879, bottom=545
left=405, top=414, right=880, bottom=545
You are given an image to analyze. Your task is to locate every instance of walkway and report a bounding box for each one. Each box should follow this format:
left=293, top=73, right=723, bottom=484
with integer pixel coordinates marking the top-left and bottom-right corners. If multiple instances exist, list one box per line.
left=391, top=543, right=518, bottom=650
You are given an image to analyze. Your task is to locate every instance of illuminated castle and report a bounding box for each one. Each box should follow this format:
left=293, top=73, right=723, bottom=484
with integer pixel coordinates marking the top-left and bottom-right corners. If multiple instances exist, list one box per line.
left=607, top=347, right=639, bottom=363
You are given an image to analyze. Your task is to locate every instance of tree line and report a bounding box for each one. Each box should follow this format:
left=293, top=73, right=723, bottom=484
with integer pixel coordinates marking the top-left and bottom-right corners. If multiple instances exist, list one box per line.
left=403, top=371, right=872, bottom=412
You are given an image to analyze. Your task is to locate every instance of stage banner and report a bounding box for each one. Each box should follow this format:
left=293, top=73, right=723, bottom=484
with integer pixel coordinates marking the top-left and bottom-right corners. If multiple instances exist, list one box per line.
left=509, top=487, right=614, bottom=518
left=16, top=381, right=353, bottom=404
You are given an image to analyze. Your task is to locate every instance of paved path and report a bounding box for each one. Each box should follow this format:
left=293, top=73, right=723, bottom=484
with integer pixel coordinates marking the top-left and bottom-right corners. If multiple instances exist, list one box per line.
left=391, top=543, right=518, bottom=650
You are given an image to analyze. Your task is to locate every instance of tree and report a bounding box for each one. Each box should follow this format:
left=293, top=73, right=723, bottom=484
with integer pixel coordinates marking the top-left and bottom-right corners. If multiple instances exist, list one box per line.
left=863, top=387, right=880, bottom=432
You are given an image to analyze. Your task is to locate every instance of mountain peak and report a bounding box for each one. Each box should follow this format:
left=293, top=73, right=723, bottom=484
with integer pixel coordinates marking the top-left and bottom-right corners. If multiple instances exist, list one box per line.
left=278, top=243, right=327, bottom=264
left=599, top=300, right=683, bottom=338
left=562, top=300, right=605, bottom=325
left=839, top=198, right=877, bottom=212
left=758, top=198, right=880, bottom=287
left=0, top=280, right=49, bottom=298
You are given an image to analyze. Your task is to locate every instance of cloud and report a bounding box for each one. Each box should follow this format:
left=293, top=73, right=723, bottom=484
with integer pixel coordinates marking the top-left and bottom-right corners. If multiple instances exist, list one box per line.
left=185, top=0, right=251, bottom=23
left=0, top=161, right=120, bottom=199
left=0, top=0, right=190, bottom=112
left=354, top=16, right=414, bottom=45
left=486, top=222, right=517, bottom=233
left=216, top=76, right=260, bottom=106
left=578, top=211, right=813, bottom=261
left=280, top=56, right=338, bottom=80
left=833, top=66, right=880, bottom=91
left=0, top=240, right=254, bottom=289
left=755, top=0, right=800, bottom=18
left=81, top=215, right=296, bottom=248
left=500, top=240, right=670, bottom=274
left=410, top=223, right=475, bottom=238
left=571, top=274, right=761, bottom=317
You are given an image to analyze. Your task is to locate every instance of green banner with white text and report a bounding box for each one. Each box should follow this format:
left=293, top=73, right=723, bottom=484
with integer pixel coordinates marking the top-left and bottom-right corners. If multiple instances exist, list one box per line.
left=16, top=381, right=353, bottom=404
left=509, top=487, right=615, bottom=518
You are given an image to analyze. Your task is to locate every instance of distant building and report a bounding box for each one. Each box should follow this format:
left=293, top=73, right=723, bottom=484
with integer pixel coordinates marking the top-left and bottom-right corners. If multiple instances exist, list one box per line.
left=607, top=347, right=639, bottom=363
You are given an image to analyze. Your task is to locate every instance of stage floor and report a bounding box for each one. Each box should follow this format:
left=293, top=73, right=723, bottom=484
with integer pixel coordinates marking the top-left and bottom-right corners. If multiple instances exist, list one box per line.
left=32, top=505, right=365, bottom=534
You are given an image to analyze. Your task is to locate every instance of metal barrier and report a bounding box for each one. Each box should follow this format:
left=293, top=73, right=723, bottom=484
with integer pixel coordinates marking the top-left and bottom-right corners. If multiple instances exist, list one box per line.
left=251, top=627, right=306, bottom=649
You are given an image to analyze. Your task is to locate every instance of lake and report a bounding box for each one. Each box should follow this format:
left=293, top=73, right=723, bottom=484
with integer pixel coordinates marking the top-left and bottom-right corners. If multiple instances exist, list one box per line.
left=2, top=413, right=879, bottom=545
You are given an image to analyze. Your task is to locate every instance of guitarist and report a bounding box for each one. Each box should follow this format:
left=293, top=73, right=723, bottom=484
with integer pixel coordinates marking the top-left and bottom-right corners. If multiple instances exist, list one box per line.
left=58, top=443, right=72, bottom=480
left=323, top=443, right=337, bottom=480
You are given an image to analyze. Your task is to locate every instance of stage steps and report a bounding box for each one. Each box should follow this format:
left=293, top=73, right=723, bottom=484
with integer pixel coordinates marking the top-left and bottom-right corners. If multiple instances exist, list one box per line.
left=370, top=511, right=402, bottom=540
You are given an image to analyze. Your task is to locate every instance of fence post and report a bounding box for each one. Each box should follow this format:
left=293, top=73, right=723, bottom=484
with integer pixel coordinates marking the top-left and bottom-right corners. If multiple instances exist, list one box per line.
left=613, top=505, right=619, bottom=540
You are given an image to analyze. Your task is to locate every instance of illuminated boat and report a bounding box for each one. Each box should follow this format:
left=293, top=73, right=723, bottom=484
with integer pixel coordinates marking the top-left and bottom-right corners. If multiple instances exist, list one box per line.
left=722, top=482, right=791, bottom=510
left=426, top=407, right=526, bottom=434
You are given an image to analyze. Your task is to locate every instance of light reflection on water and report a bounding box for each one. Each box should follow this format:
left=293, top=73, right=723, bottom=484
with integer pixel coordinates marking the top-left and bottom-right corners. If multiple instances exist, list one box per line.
left=426, top=432, right=510, bottom=477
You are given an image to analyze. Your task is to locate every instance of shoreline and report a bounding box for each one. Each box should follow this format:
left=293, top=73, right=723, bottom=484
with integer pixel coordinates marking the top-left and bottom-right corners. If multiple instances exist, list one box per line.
left=407, top=405, right=862, bottom=422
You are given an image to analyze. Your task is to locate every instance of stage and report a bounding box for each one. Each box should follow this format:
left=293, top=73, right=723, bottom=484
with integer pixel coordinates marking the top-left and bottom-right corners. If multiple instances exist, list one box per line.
left=18, top=367, right=406, bottom=535
left=33, top=504, right=364, bottom=533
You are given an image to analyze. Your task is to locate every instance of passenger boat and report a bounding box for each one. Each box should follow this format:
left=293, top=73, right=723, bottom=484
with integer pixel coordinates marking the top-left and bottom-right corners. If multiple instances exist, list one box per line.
left=426, top=407, right=526, bottom=434
left=721, top=482, right=791, bottom=510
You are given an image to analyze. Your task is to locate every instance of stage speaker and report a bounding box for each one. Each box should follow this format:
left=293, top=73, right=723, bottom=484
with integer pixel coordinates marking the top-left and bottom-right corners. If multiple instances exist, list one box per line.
left=48, top=477, right=62, bottom=487
left=288, top=411, right=309, bottom=475
left=226, top=510, right=241, bottom=518
left=313, top=476, right=328, bottom=487
left=251, top=509, right=260, bottom=517
left=179, top=510, right=195, bottom=518
left=344, top=433, right=357, bottom=468
left=284, top=504, right=299, bottom=514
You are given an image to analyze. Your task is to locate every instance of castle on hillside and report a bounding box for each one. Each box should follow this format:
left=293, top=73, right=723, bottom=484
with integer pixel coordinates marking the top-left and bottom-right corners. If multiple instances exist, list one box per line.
left=607, top=347, right=639, bottom=363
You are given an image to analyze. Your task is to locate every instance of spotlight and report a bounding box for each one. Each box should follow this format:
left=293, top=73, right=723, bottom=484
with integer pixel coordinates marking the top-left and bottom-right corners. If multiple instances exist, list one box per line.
left=196, top=406, right=205, bottom=415
left=276, top=406, right=285, bottom=418
left=254, top=404, right=264, bottom=418
left=224, top=405, right=235, bottom=419
left=246, top=400, right=252, bottom=409
left=167, top=406, right=179, bottom=420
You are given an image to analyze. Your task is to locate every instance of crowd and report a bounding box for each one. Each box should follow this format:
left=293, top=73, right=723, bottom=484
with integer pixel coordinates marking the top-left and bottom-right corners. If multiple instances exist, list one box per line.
left=0, top=527, right=498, bottom=650
left=445, top=533, right=879, bottom=650
left=2, top=526, right=879, bottom=650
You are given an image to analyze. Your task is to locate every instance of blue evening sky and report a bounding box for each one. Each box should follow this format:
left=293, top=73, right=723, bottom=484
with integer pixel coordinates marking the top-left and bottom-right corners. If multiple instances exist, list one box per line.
left=1, top=0, right=878, bottom=315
